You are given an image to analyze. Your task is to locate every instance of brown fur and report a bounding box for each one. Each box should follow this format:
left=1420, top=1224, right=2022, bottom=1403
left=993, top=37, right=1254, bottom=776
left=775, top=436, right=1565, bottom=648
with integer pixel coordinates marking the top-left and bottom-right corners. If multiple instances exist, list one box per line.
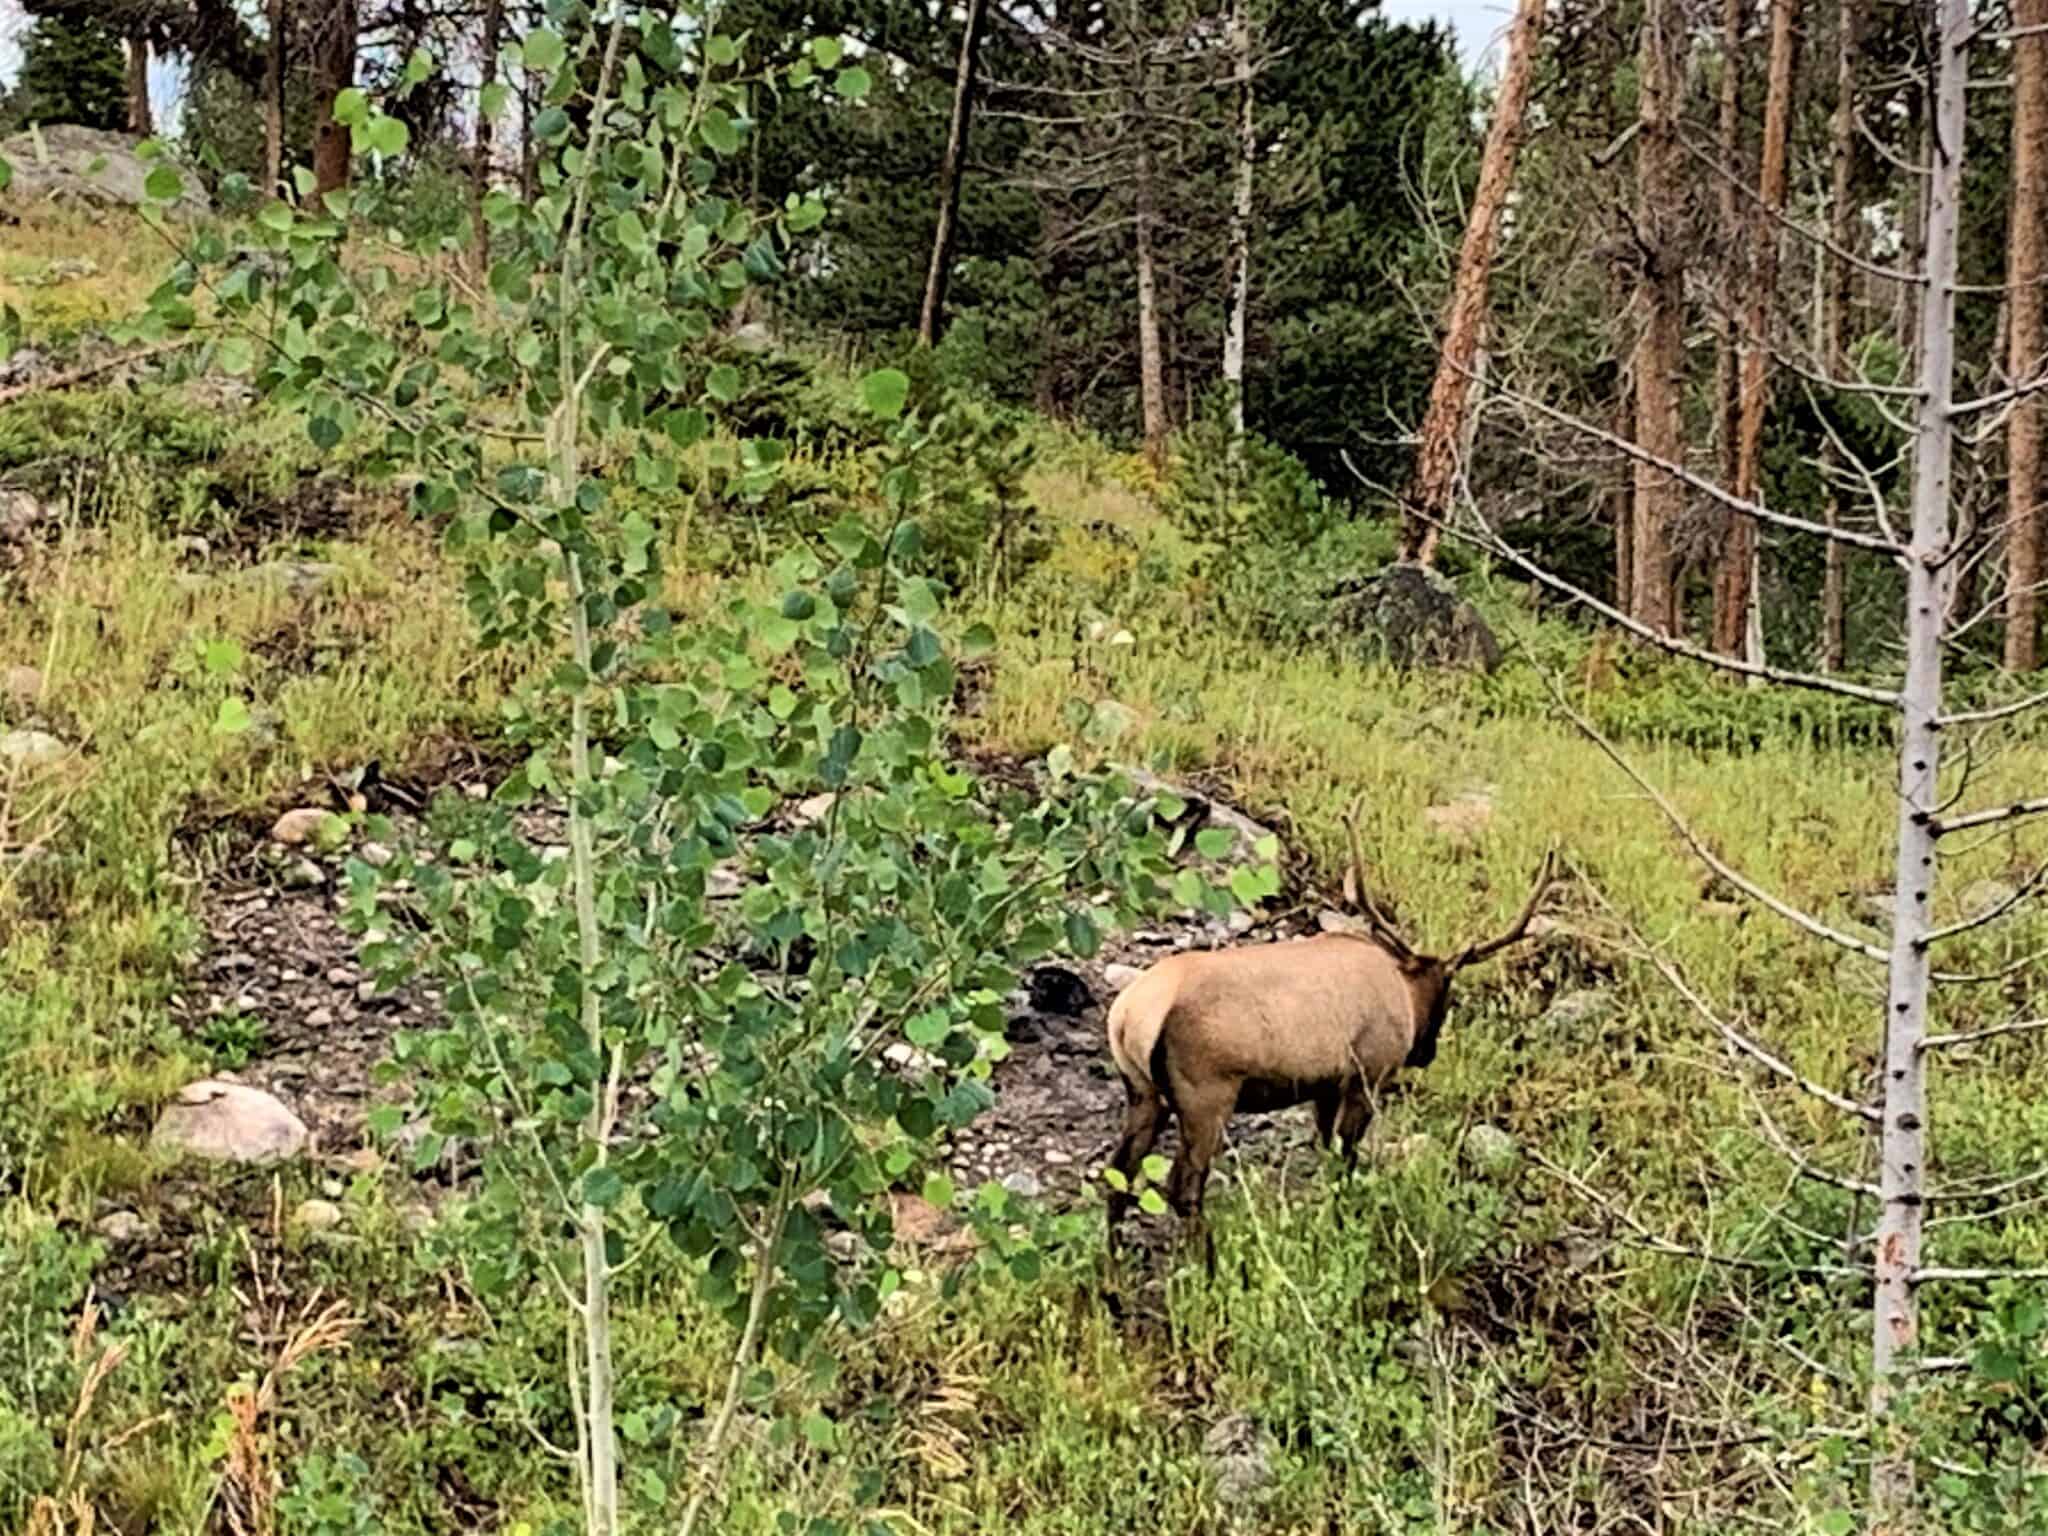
left=1102, top=821, right=1555, bottom=1261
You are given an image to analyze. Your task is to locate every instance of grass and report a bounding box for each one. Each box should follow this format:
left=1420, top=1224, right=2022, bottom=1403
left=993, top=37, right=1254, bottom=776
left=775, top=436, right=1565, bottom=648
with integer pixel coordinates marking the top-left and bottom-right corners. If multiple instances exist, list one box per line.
left=3, top=211, right=2047, bottom=1534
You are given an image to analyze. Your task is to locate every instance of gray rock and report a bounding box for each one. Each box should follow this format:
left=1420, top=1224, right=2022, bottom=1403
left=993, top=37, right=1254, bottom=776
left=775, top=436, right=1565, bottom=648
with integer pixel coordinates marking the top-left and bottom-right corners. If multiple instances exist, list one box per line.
left=706, top=861, right=745, bottom=898
left=1000, top=1169, right=1044, bottom=1200
left=1121, top=767, right=1280, bottom=856
left=281, top=857, right=325, bottom=890
left=1, top=728, right=68, bottom=766
left=246, top=560, right=340, bottom=596
left=359, top=841, right=395, bottom=869
left=1203, top=1414, right=1274, bottom=1509
left=151, top=1080, right=308, bottom=1166
left=304, top=1007, right=336, bottom=1029
left=290, top=1198, right=343, bottom=1233
left=1462, top=1122, right=1520, bottom=1176
left=793, top=792, right=837, bottom=825
left=2, top=665, right=43, bottom=704
left=1102, top=962, right=1144, bottom=993
left=0, top=126, right=213, bottom=218
left=1043, top=1148, right=1074, bottom=1167
left=272, top=807, right=335, bottom=845
left=95, top=1210, right=149, bottom=1244
left=1333, top=560, right=1501, bottom=674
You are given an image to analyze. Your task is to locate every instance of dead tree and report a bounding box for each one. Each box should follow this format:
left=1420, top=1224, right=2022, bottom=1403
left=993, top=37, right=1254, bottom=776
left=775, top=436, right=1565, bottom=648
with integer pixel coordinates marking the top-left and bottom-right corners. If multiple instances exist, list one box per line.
left=263, top=0, right=286, bottom=196
left=2007, top=0, right=2048, bottom=671
left=920, top=0, right=990, bottom=347
left=1632, top=0, right=1685, bottom=635
left=1221, top=0, right=1256, bottom=496
left=1403, top=0, right=1546, bottom=566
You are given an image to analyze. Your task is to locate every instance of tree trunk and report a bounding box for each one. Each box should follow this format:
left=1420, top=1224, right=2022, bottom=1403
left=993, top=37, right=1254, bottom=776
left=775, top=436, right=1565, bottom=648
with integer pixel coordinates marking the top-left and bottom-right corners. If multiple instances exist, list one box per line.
left=1223, top=0, right=1257, bottom=500
left=1405, top=0, right=1546, bottom=565
left=919, top=0, right=989, bottom=346
left=472, top=0, right=504, bottom=279
left=1871, top=0, right=1965, bottom=1521
left=2006, top=0, right=2048, bottom=671
left=1714, top=0, right=1798, bottom=661
left=1135, top=130, right=1168, bottom=471
left=311, top=0, right=360, bottom=202
left=1614, top=394, right=1636, bottom=614
left=125, top=29, right=152, bottom=136
left=1714, top=0, right=1746, bottom=510
left=1632, top=0, right=1684, bottom=635
left=1820, top=0, right=1859, bottom=672
left=263, top=0, right=286, bottom=195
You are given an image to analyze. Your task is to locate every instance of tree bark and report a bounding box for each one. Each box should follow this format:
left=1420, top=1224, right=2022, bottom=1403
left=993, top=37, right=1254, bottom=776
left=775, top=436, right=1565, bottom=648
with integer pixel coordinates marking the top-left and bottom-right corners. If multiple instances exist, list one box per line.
left=1632, top=0, right=1684, bottom=635
left=471, top=0, right=503, bottom=279
left=262, top=0, right=285, bottom=196
left=125, top=29, right=153, bottom=136
left=919, top=0, right=989, bottom=347
left=1404, top=0, right=1546, bottom=565
left=1871, top=0, right=1965, bottom=1521
left=1135, top=115, right=1168, bottom=470
left=1714, top=0, right=1746, bottom=511
left=1222, top=0, right=1257, bottom=500
left=311, top=0, right=360, bottom=202
left=2006, top=0, right=2048, bottom=671
left=1820, top=0, right=1859, bottom=672
left=1714, top=0, right=1798, bottom=661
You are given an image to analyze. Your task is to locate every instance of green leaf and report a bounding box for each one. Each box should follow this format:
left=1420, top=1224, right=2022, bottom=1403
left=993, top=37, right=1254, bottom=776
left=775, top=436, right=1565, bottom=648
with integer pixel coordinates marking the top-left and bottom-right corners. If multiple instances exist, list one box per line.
left=708, top=34, right=740, bottom=66
left=801, top=1413, right=837, bottom=1452
left=812, top=36, right=845, bottom=68
left=1064, top=910, right=1100, bottom=959
left=706, top=365, right=742, bottom=403
left=214, top=697, right=252, bottom=735
left=0, top=156, right=11, bottom=193
left=217, top=335, right=255, bottom=376
left=366, top=115, right=410, bottom=158
left=258, top=200, right=294, bottom=233
left=479, top=81, right=511, bottom=120
left=309, top=415, right=342, bottom=450
left=1817, top=1513, right=1855, bottom=1536
left=860, top=367, right=909, bottom=420
left=404, top=47, right=434, bottom=85
left=825, top=515, right=870, bottom=560
left=523, top=29, right=566, bottom=72
left=1195, top=828, right=1235, bottom=860
left=835, top=66, right=872, bottom=100
left=332, top=87, right=369, bottom=126
left=1140, top=1154, right=1170, bottom=1182
left=701, top=108, right=741, bottom=157
left=959, top=623, right=996, bottom=660
left=583, top=1167, right=626, bottom=1209
left=1138, top=1189, right=1168, bottom=1217
left=922, top=1174, right=954, bottom=1209
left=144, top=165, right=183, bottom=203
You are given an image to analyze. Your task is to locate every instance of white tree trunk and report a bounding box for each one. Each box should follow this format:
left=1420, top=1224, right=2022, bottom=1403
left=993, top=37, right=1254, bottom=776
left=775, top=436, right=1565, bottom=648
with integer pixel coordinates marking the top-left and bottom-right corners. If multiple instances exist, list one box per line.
left=1870, top=0, right=1965, bottom=1518
left=1223, top=0, right=1255, bottom=496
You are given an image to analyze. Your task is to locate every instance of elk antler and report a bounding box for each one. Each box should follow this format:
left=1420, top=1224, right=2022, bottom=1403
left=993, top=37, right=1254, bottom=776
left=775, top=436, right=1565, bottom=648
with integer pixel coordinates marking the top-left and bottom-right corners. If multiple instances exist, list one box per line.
left=1343, top=796, right=1419, bottom=963
left=1450, top=843, right=1559, bottom=970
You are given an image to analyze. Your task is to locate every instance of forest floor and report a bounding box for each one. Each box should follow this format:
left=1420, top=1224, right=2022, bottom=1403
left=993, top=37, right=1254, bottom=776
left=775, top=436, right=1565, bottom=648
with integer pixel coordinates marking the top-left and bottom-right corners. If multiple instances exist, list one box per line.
left=4, top=205, right=2048, bottom=1535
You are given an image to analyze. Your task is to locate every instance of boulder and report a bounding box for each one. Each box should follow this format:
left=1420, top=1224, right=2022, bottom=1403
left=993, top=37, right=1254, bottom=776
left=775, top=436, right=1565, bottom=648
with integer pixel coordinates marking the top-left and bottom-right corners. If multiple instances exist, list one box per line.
left=1461, top=1122, right=1520, bottom=1176
left=151, top=1080, right=308, bottom=1166
left=0, top=729, right=68, bottom=767
left=0, top=126, right=213, bottom=219
left=1333, top=561, right=1501, bottom=673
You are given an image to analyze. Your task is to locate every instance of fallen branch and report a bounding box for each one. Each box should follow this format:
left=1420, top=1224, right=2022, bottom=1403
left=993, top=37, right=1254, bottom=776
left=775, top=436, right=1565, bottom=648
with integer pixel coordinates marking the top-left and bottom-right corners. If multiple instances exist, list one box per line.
left=0, top=340, right=196, bottom=406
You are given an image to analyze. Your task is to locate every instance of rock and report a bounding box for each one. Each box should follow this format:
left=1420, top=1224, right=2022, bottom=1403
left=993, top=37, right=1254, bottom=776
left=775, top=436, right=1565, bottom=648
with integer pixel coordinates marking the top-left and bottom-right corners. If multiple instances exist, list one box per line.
left=1332, top=561, right=1502, bottom=674
left=1122, top=767, right=1281, bottom=857
left=1027, top=965, right=1094, bottom=1017
left=1044, top=1148, right=1074, bottom=1167
left=1202, top=1415, right=1274, bottom=1509
left=2, top=665, right=43, bottom=704
left=359, top=841, right=395, bottom=869
left=730, top=320, right=778, bottom=353
left=291, top=1198, right=343, bottom=1233
left=1102, top=964, right=1144, bottom=995
left=1423, top=789, right=1495, bottom=843
left=0, top=729, right=68, bottom=767
left=151, top=1080, right=308, bottom=1166
left=1001, top=1169, right=1044, bottom=1200
left=1958, top=878, right=2022, bottom=916
left=245, top=560, right=340, bottom=596
left=324, top=966, right=353, bottom=986
left=95, top=1210, right=148, bottom=1244
left=281, top=857, right=325, bottom=891
left=1318, top=909, right=1367, bottom=936
left=882, top=1042, right=939, bottom=1075
left=706, top=861, right=745, bottom=898
left=304, top=1006, right=335, bottom=1029
left=1462, top=1122, right=1520, bottom=1176
left=1225, top=910, right=1256, bottom=936
left=272, top=807, right=335, bottom=845
left=1544, top=989, right=1613, bottom=1032
left=0, top=126, right=213, bottom=218
left=793, top=792, right=837, bottom=825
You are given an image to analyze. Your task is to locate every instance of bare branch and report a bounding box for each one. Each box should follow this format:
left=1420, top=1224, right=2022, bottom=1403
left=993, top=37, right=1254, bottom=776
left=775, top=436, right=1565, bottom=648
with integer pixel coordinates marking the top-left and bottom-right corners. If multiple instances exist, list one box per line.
left=1918, top=864, right=2048, bottom=944
left=1913, top=1265, right=2048, bottom=1281
left=1940, top=688, right=2048, bottom=725
left=1921, top=1017, right=2048, bottom=1050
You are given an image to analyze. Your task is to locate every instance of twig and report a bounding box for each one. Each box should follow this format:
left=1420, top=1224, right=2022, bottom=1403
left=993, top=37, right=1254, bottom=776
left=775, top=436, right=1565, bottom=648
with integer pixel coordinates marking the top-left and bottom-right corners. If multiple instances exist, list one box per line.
left=1920, top=1017, right=2048, bottom=1050
left=0, top=339, right=195, bottom=405
left=1931, top=796, right=2048, bottom=836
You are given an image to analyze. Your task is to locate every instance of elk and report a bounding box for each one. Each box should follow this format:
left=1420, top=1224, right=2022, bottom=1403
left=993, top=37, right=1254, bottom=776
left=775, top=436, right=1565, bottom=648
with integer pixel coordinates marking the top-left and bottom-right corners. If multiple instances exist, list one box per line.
left=1103, top=808, right=1556, bottom=1255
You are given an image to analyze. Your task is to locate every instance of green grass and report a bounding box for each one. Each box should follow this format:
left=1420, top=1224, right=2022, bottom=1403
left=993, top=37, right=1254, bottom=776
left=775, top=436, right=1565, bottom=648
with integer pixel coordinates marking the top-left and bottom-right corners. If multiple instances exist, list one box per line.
left=4, top=223, right=2047, bottom=1533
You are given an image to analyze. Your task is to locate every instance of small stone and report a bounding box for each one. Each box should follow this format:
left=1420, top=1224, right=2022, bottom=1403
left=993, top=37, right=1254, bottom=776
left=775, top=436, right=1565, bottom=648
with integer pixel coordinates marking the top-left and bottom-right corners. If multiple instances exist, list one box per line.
left=793, top=792, right=837, bottom=825
left=882, top=1042, right=938, bottom=1075
left=1043, top=1148, right=1074, bottom=1167
left=1318, top=909, right=1367, bottom=936
left=1203, top=1415, right=1274, bottom=1509
left=1462, top=1122, right=1520, bottom=1175
left=2, top=664, right=43, bottom=703
left=706, top=862, right=745, bottom=898
left=465, top=782, right=488, bottom=800
left=359, top=841, right=395, bottom=868
left=1001, top=1169, right=1044, bottom=1200
left=291, top=1198, right=343, bottom=1233
left=357, top=981, right=381, bottom=1004
left=271, top=807, right=333, bottom=845
left=1225, top=910, right=1256, bottom=936
left=304, top=1006, right=335, bottom=1028
left=325, top=966, right=353, bottom=986
left=281, top=857, right=325, bottom=890
left=0, top=729, right=68, bottom=767
left=1102, top=963, right=1144, bottom=993
left=95, top=1210, right=148, bottom=1244
left=151, top=1080, right=308, bottom=1166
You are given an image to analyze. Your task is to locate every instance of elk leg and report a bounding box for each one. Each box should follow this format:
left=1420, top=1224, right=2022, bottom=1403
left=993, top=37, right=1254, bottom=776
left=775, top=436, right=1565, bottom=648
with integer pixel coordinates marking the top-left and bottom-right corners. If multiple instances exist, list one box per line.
left=1105, top=1084, right=1166, bottom=1255
left=1165, top=1082, right=1233, bottom=1280
left=1336, top=1088, right=1374, bottom=1176
left=1312, top=1088, right=1340, bottom=1150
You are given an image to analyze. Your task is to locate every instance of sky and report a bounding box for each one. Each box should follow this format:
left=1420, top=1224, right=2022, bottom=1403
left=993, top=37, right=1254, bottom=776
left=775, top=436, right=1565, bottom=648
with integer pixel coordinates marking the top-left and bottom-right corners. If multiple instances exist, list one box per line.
left=0, top=0, right=1510, bottom=139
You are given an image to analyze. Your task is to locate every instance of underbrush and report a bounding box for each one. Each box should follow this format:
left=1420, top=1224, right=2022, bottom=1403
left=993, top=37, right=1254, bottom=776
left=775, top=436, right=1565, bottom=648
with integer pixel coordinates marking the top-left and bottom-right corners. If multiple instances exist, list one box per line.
left=1, top=358, right=2045, bottom=1533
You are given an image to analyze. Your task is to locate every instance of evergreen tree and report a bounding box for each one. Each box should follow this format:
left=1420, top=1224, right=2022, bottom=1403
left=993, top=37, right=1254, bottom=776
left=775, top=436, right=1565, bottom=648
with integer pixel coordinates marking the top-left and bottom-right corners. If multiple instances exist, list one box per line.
left=5, top=10, right=130, bottom=131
